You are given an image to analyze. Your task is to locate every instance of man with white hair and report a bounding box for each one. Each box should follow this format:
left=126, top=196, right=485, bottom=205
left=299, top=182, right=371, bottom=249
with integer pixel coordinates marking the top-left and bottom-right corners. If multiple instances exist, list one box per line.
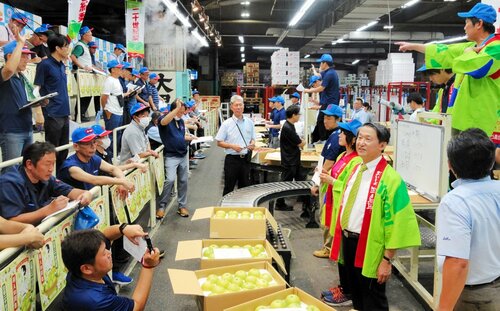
left=216, top=95, right=256, bottom=196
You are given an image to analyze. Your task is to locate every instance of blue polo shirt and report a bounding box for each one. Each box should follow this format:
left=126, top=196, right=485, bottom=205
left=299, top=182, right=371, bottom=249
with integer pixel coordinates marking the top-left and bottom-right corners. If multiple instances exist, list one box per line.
left=0, top=69, right=32, bottom=133
left=135, top=79, right=150, bottom=103
left=58, top=154, right=102, bottom=190
left=0, top=165, right=73, bottom=219
left=271, top=107, right=286, bottom=137
left=320, top=67, right=340, bottom=109
left=321, top=128, right=345, bottom=161
left=158, top=116, right=187, bottom=158
left=62, top=273, right=134, bottom=311
left=34, top=56, right=70, bottom=117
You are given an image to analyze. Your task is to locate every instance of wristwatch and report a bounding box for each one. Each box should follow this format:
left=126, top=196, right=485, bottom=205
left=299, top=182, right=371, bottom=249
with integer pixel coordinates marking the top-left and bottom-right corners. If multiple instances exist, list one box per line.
left=119, top=223, right=128, bottom=235
left=383, top=255, right=393, bottom=264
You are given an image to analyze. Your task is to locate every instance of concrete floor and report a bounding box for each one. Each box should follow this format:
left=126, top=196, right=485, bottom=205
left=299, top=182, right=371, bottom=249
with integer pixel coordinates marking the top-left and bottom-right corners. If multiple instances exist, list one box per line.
left=49, top=143, right=429, bottom=310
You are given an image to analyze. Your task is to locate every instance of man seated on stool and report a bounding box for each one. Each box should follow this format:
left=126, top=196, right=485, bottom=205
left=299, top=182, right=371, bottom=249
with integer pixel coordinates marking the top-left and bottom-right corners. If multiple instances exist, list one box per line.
left=0, top=142, right=93, bottom=225
left=61, top=224, right=160, bottom=310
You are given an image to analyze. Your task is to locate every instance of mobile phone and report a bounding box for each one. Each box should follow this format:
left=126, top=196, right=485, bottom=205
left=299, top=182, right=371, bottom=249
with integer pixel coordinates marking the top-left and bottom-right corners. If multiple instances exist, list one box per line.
left=144, top=235, right=154, bottom=253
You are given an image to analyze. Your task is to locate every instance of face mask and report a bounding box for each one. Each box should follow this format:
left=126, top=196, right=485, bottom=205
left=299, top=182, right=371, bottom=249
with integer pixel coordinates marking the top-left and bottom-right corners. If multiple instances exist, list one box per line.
left=100, top=137, right=111, bottom=149
left=139, top=116, right=151, bottom=128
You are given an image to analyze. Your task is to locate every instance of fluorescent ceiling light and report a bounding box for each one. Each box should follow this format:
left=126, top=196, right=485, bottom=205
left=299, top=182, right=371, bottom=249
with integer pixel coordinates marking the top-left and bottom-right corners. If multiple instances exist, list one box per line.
left=304, top=54, right=310, bottom=58
left=383, top=25, right=394, bottom=30
left=241, top=1, right=250, bottom=5
left=241, top=53, right=245, bottom=58
left=162, top=0, right=192, bottom=28
left=241, top=12, right=250, bottom=18
left=332, top=38, right=344, bottom=45
left=238, top=36, right=244, bottom=43
left=289, top=0, right=316, bottom=27
left=428, top=35, right=466, bottom=44
left=240, top=46, right=245, bottom=52
left=443, top=0, right=456, bottom=1
left=192, top=29, right=209, bottom=47
left=253, top=46, right=282, bottom=50
left=356, top=21, right=377, bottom=32
left=352, top=59, right=360, bottom=65
left=401, top=0, right=420, bottom=9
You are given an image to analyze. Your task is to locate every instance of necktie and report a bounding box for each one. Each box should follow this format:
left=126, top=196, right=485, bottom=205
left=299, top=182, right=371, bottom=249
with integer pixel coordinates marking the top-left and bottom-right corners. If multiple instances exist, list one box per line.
left=341, top=164, right=368, bottom=230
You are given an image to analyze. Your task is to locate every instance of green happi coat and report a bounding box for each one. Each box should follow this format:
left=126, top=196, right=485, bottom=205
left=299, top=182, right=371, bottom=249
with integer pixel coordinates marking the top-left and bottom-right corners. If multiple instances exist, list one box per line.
left=425, top=35, right=500, bottom=136
left=331, top=161, right=421, bottom=278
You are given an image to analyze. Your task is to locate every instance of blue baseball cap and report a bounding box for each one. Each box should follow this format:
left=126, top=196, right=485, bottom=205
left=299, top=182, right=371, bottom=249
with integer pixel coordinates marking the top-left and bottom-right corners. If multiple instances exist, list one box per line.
left=149, top=73, right=159, bottom=80
left=131, top=69, right=140, bottom=77
left=139, top=67, right=149, bottom=74
left=90, top=124, right=111, bottom=137
left=192, top=90, right=200, bottom=95
left=185, top=100, right=195, bottom=108
left=88, top=41, right=98, bottom=48
left=121, top=61, right=133, bottom=69
left=11, top=12, right=28, bottom=25
left=309, top=75, right=321, bottom=87
left=115, top=43, right=126, bottom=52
left=338, top=119, right=362, bottom=136
left=34, top=25, right=50, bottom=34
left=107, top=59, right=124, bottom=69
left=321, top=104, right=343, bottom=117
left=274, top=96, right=285, bottom=104
left=268, top=97, right=276, bottom=102
left=159, top=107, right=169, bottom=113
left=2, top=41, right=35, bottom=59
left=72, top=127, right=97, bottom=143
left=291, top=92, right=300, bottom=99
left=317, top=54, right=333, bottom=63
left=457, top=3, right=497, bottom=24
left=79, top=26, right=93, bottom=35
left=130, top=103, right=149, bottom=116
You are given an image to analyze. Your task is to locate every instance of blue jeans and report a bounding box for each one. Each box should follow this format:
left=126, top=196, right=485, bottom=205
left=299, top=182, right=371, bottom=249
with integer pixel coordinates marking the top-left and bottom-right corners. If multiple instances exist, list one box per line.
left=0, top=131, right=33, bottom=161
left=160, top=153, right=189, bottom=209
left=104, top=113, right=123, bottom=157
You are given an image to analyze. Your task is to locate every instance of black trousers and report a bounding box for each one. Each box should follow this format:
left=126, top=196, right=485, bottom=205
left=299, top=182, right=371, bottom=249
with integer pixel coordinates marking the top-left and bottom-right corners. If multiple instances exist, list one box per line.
left=223, top=154, right=250, bottom=196
left=338, top=262, right=352, bottom=296
left=93, top=96, right=101, bottom=117
left=343, top=234, right=388, bottom=311
left=44, top=116, right=69, bottom=172
left=312, top=112, right=328, bottom=142
left=277, top=164, right=306, bottom=207
left=75, top=96, right=91, bottom=119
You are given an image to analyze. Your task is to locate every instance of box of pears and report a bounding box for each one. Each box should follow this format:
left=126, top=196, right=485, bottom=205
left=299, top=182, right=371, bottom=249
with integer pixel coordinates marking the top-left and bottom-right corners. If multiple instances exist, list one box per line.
left=168, top=261, right=286, bottom=311
left=224, top=287, right=337, bottom=311
left=175, top=239, right=287, bottom=273
left=192, top=207, right=278, bottom=239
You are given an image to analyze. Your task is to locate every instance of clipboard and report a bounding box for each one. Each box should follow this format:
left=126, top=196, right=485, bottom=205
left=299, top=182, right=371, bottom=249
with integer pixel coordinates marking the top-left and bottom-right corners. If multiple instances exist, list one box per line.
left=126, top=85, right=145, bottom=98
left=19, top=92, right=58, bottom=110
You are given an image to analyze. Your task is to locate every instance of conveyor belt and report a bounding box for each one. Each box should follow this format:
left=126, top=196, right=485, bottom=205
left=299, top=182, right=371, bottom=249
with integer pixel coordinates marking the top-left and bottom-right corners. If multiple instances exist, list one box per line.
left=219, top=181, right=315, bottom=207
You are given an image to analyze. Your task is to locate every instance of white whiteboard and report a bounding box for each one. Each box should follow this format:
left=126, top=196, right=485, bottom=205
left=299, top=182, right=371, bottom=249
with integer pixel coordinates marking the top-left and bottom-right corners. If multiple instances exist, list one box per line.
left=395, top=121, right=444, bottom=201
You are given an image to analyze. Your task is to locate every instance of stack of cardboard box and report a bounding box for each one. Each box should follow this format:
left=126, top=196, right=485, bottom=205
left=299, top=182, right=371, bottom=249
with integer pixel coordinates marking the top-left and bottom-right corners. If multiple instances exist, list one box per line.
left=243, top=63, right=260, bottom=84
left=271, top=49, right=300, bottom=85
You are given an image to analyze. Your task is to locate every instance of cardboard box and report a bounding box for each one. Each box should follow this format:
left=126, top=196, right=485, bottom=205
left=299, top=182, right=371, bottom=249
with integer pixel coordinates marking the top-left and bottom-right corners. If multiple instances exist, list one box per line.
left=192, top=207, right=278, bottom=239
left=224, top=287, right=337, bottom=311
left=168, top=262, right=287, bottom=311
left=175, top=239, right=287, bottom=273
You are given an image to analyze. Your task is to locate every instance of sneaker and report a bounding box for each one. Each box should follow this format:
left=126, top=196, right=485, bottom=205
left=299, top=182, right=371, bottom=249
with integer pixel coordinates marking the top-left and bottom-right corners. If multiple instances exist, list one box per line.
left=156, top=209, right=165, bottom=219
left=112, top=271, right=133, bottom=285
left=313, top=247, right=330, bottom=258
left=177, top=208, right=189, bottom=217
left=322, top=286, right=352, bottom=307
left=274, top=205, right=293, bottom=211
left=193, top=153, right=206, bottom=159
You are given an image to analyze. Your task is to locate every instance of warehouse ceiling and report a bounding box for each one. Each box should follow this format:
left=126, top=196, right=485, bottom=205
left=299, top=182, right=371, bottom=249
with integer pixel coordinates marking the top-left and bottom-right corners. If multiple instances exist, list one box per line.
left=7, top=0, right=478, bottom=69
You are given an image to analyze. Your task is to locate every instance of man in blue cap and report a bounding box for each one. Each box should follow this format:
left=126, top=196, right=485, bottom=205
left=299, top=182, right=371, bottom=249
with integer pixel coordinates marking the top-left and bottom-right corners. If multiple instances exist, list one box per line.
left=290, top=92, right=301, bottom=106
left=71, top=25, right=95, bottom=121
left=26, top=24, right=52, bottom=60
left=135, top=67, right=156, bottom=111
left=120, top=103, right=158, bottom=164
left=34, top=33, right=72, bottom=171
left=0, top=12, right=28, bottom=59
left=148, top=73, right=161, bottom=110
left=304, top=54, right=340, bottom=143
left=397, top=3, right=499, bottom=142
left=101, top=59, right=125, bottom=155
left=266, top=95, right=286, bottom=148
left=110, top=43, right=126, bottom=63
left=0, top=35, right=38, bottom=162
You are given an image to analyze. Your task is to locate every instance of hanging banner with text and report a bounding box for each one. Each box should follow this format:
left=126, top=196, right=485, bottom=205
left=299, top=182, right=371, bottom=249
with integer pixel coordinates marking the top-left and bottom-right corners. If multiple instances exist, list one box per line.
left=126, top=0, right=145, bottom=58
left=68, top=0, right=91, bottom=40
